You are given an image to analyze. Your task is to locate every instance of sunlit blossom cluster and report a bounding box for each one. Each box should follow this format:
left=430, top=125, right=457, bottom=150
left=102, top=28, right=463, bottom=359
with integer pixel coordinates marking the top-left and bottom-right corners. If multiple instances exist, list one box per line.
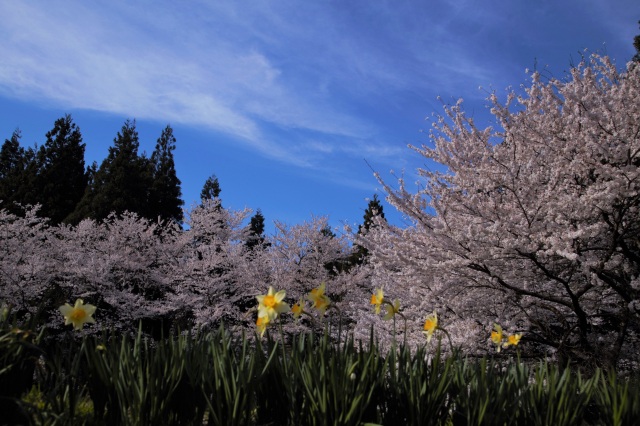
left=358, top=55, right=640, bottom=367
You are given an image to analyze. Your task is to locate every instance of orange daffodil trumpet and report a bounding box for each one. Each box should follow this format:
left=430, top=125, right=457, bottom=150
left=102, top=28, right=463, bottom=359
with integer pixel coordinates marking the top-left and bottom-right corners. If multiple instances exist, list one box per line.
left=370, top=288, right=384, bottom=314
left=255, top=286, right=290, bottom=336
left=291, top=299, right=304, bottom=319
left=370, top=287, right=399, bottom=320
left=504, top=333, right=522, bottom=348
left=423, top=311, right=438, bottom=342
left=59, top=299, right=96, bottom=330
left=256, top=286, right=290, bottom=322
left=491, top=324, right=504, bottom=352
left=254, top=283, right=338, bottom=336
left=491, top=323, right=522, bottom=352
left=307, top=282, right=331, bottom=315
left=256, top=316, right=270, bottom=337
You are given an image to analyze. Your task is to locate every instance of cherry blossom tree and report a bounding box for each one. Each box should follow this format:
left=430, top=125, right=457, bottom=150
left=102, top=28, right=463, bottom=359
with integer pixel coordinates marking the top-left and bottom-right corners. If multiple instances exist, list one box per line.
left=56, top=212, right=182, bottom=333
left=0, top=206, right=57, bottom=317
left=267, top=216, right=350, bottom=300
left=0, top=199, right=365, bottom=338
left=172, top=199, right=257, bottom=330
left=361, top=55, right=640, bottom=369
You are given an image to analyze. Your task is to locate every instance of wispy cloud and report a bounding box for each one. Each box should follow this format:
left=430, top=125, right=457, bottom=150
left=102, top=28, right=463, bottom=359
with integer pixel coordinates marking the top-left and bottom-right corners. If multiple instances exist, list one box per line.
left=0, top=0, right=637, bottom=178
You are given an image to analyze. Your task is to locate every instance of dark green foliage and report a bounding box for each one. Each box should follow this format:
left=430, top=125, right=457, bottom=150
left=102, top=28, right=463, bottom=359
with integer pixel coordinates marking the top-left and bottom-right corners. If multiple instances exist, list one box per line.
left=1, top=117, right=88, bottom=223
left=449, top=357, right=603, bottom=426
left=6, top=324, right=640, bottom=425
left=594, top=369, right=640, bottom=426
left=379, top=342, right=456, bottom=426
left=83, top=326, right=256, bottom=426
left=286, top=332, right=384, bottom=426
left=148, top=125, right=184, bottom=224
left=35, top=115, right=88, bottom=224
left=0, top=129, right=29, bottom=215
left=200, top=173, right=221, bottom=201
left=246, top=209, right=267, bottom=251
left=0, top=308, right=45, bottom=425
left=2, top=118, right=185, bottom=225
left=253, top=329, right=384, bottom=426
left=70, top=119, right=153, bottom=222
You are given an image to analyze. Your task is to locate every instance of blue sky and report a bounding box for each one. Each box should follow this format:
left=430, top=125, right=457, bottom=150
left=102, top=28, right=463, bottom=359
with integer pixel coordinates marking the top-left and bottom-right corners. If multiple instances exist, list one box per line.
left=0, top=1, right=638, bottom=232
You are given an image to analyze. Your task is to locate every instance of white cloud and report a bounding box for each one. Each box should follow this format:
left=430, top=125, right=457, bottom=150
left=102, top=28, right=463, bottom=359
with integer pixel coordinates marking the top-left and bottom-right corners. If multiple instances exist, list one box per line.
left=0, top=0, right=637, bottom=175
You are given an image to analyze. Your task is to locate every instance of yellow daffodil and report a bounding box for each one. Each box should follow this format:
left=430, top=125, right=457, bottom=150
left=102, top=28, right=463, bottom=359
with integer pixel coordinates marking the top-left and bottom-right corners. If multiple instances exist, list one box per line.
left=491, top=324, right=504, bottom=352
left=256, top=287, right=290, bottom=321
left=423, top=311, right=438, bottom=342
left=291, top=299, right=305, bottom=319
left=383, top=299, right=401, bottom=321
left=307, top=283, right=331, bottom=314
left=59, top=299, right=96, bottom=331
left=256, top=316, right=270, bottom=337
left=370, top=288, right=384, bottom=314
left=503, top=333, right=522, bottom=348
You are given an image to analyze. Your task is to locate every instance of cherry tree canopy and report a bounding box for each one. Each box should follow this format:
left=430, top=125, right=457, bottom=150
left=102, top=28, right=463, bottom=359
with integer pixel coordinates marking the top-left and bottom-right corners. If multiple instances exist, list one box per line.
left=363, top=56, right=640, bottom=369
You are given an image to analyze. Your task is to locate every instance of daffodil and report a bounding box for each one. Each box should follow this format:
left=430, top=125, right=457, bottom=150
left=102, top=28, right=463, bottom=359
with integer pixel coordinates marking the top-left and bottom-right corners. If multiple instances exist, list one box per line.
left=503, top=333, right=522, bottom=348
left=307, top=283, right=331, bottom=314
left=256, top=287, right=290, bottom=321
left=491, top=324, right=504, bottom=352
left=383, top=299, right=401, bottom=321
left=423, top=310, right=438, bottom=342
left=291, top=299, right=305, bottom=319
left=59, top=299, right=96, bottom=331
left=256, top=315, right=270, bottom=337
left=370, top=288, right=384, bottom=314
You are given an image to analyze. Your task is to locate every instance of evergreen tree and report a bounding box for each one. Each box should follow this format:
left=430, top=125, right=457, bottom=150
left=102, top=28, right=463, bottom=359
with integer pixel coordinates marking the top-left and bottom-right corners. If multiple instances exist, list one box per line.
left=195, top=174, right=225, bottom=247
left=246, top=209, right=267, bottom=251
left=318, top=224, right=349, bottom=274
left=149, top=125, right=183, bottom=223
left=70, top=119, right=152, bottom=222
left=0, top=130, right=27, bottom=214
left=200, top=174, right=221, bottom=201
left=349, top=194, right=386, bottom=266
left=0, top=130, right=40, bottom=215
left=17, top=146, right=40, bottom=209
left=35, top=115, right=88, bottom=224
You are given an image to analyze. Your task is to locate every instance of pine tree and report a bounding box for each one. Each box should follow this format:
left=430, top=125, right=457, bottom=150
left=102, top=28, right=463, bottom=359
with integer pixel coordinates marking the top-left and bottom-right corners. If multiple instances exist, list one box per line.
left=70, top=119, right=152, bottom=222
left=0, top=130, right=27, bottom=214
left=350, top=194, right=385, bottom=266
left=35, top=115, right=88, bottom=224
left=0, top=130, right=41, bottom=216
left=246, top=209, right=267, bottom=251
left=149, top=125, right=183, bottom=223
left=200, top=174, right=221, bottom=201
left=321, top=224, right=348, bottom=274
left=194, top=174, right=225, bottom=251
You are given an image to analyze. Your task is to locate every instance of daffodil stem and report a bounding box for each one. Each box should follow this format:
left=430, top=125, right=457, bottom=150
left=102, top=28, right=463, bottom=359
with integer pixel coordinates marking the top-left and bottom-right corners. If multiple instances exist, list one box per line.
left=391, top=315, right=397, bottom=348
left=277, top=319, right=289, bottom=375
left=438, top=327, right=455, bottom=354
left=398, top=312, right=408, bottom=348
left=329, top=304, right=344, bottom=344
